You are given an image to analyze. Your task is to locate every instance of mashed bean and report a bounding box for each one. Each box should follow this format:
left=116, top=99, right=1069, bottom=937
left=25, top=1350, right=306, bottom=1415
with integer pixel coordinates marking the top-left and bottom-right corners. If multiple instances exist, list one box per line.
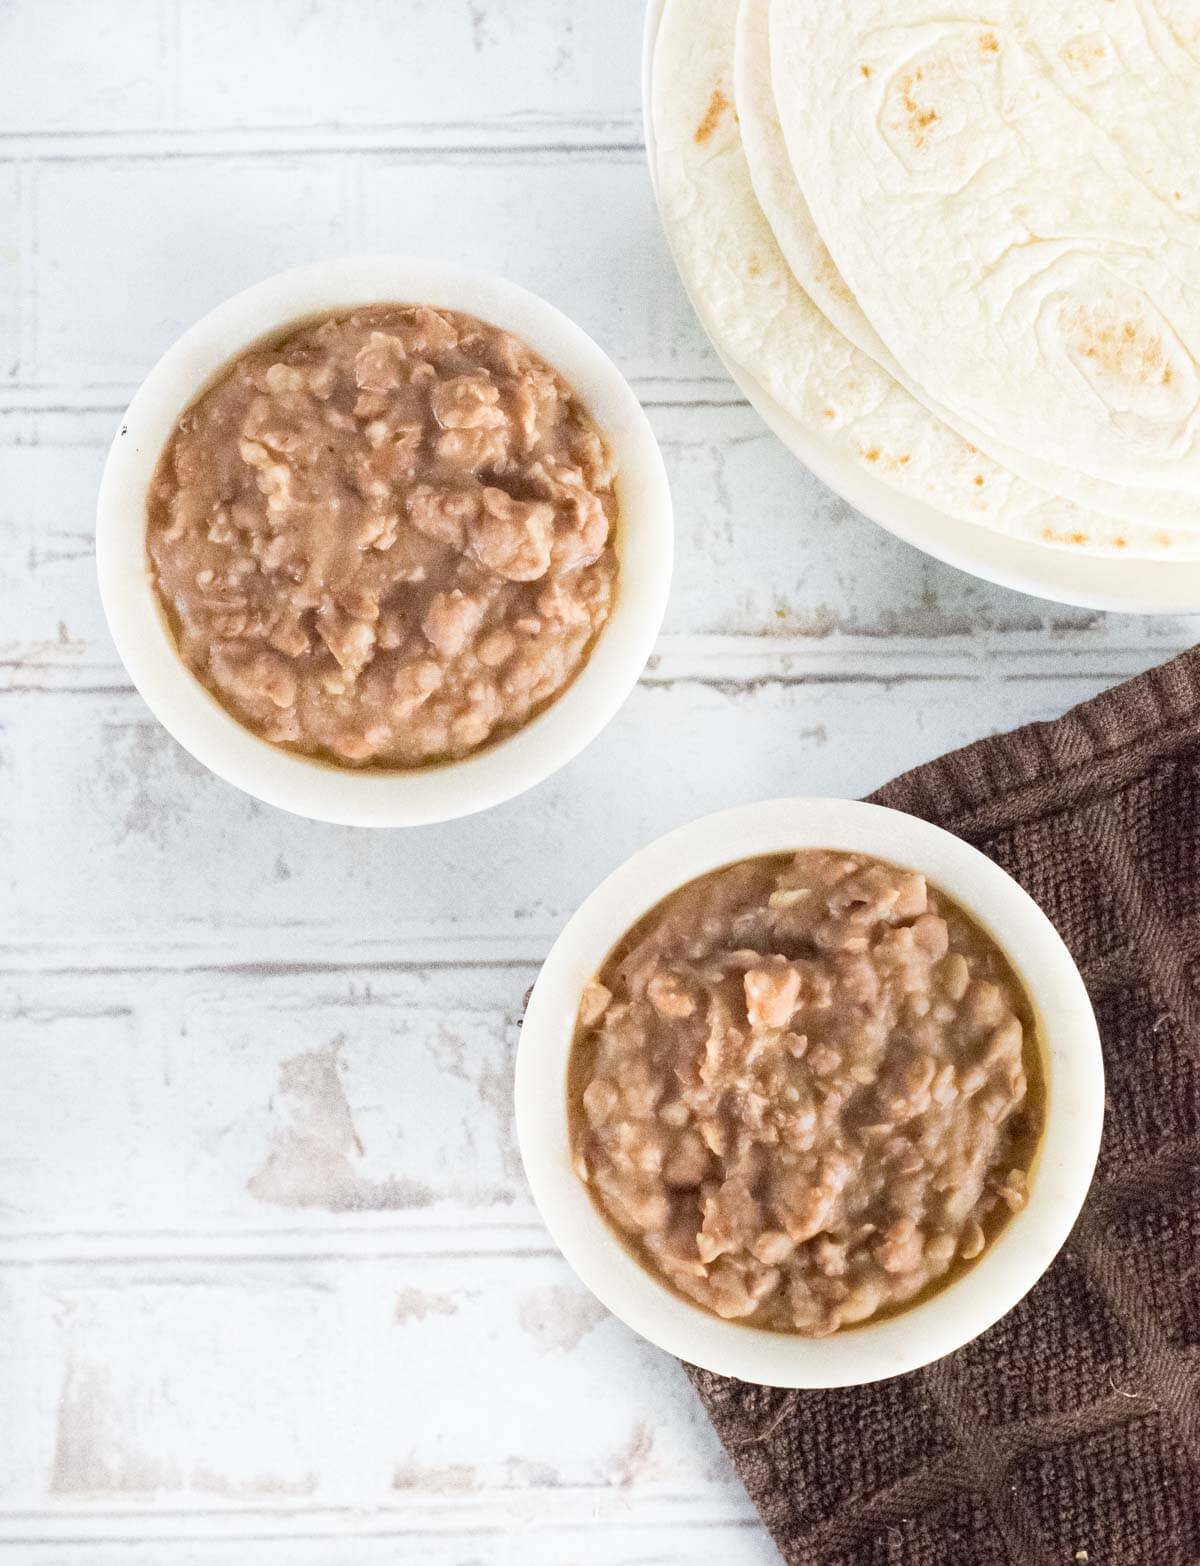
left=569, top=851, right=1042, bottom=1335
left=148, top=306, right=619, bottom=767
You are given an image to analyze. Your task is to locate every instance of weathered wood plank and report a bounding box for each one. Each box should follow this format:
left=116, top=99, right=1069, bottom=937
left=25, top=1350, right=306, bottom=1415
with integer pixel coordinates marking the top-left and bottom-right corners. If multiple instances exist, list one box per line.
left=0, top=0, right=644, bottom=147
left=0, top=161, right=20, bottom=384
left=0, top=0, right=170, bottom=138
left=0, top=968, right=531, bottom=1237
left=32, top=159, right=358, bottom=390
left=24, top=152, right=702, bottom=394
left=2, top=1253, right=751, bottom=1517
left=1, top=1520, right=779, bottom=1566
left=0, top=445, right=107, bottom=674
left=0, top=675, right=1136, bottom=970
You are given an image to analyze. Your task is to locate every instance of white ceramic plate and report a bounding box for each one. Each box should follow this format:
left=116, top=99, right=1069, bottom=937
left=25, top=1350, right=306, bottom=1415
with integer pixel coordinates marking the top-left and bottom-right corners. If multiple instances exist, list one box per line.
left=97, top=257, right=673, bottom=827
left=643, top=0, right=1200, bottom=615
left=516, top=798, right=1104, bottom=1387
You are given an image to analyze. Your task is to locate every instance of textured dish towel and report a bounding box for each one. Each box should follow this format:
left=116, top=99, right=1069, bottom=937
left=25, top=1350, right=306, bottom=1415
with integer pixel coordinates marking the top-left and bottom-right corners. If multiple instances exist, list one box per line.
left=688, top=645, right=1200, bottom=1566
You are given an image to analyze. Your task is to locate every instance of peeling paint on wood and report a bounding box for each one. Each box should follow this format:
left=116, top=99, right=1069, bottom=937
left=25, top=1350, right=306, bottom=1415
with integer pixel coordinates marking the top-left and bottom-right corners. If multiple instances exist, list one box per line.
left=394, top=1288, right=458, bottom=1325
left=518, top=1285, right=608, bottom=1355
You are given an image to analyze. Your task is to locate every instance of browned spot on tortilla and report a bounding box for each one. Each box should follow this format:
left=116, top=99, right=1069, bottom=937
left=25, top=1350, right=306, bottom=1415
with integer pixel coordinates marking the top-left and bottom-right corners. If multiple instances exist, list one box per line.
left=1164, top=365, right=1174, bottom=385
left=695, top=87, right=730, bottom=144
left=1066, top=303, right=1166, bottom=384
left=860, top=63, right=872, bottom=78
left=747, top=253, right=763, bottom=278
left=823, top=407, right=836, bottom=419
left=1041, top=526, right=1091, bottom=547
left=1061, top=34, right=1111, bottom=77
left=973, top=474, right=985, bottom=486
left=1114, top=537, right=1127, bottom=549
left=980, top=31, right=1000, bottom=53
left=1157, top=533, right=1172, bottom=548
left=863, top=446, right=914, bottom=476
left=899, top=67, right=940, bottom=146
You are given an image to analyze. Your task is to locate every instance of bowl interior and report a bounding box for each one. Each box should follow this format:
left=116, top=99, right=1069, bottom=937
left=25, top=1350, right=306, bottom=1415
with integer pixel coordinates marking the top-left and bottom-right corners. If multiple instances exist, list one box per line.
left=96, top=257, right=673, bottom=826
left=516, top=798, right=1104, bottom=1387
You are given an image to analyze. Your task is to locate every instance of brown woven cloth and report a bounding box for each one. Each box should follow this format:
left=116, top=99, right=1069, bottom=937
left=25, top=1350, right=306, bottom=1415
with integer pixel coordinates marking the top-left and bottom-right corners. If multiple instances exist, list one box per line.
left=687, top=645, right=1200, bottom=1566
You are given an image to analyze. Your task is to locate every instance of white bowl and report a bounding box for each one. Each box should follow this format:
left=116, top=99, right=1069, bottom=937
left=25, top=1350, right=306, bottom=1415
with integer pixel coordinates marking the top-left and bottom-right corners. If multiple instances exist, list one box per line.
left=642, top=0, right=1200, bottom=615
left=96, top=257, right=673, bottom=827
left=516, top=798, right=1104, bottom=1387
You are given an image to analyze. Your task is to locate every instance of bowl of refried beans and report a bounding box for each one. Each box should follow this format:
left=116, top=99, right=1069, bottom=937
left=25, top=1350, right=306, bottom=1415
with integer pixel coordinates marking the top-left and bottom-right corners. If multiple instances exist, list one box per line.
left=516, top=799, right=1104, bottom=1387
left=96, top=257, right=672, bottom=825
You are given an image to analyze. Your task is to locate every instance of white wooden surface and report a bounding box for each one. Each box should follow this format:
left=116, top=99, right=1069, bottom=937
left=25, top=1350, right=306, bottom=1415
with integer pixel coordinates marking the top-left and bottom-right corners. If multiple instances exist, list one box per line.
left=1, top=3, right=1197, bottom=1562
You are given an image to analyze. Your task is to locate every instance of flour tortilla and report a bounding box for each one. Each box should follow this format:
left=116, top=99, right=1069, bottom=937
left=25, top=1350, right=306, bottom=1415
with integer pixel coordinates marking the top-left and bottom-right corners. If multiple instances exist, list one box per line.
left=651, top=0, right=1199, bottom=556
left=736, top=0, right=1200, bottom=532
left=768, top=0, right=1200, bottom=495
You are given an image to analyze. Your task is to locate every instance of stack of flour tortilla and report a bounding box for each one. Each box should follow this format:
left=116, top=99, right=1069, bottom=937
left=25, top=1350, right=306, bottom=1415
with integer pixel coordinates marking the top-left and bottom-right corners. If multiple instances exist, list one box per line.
left=651, top=0, right=1200, bottom=556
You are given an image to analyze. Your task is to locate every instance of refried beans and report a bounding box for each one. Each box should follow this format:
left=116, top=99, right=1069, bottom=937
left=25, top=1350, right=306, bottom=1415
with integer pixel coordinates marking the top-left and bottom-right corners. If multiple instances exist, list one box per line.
left=569, top=851, right=1042, bottom=1335
left=147, top=305, right=619, bottom=767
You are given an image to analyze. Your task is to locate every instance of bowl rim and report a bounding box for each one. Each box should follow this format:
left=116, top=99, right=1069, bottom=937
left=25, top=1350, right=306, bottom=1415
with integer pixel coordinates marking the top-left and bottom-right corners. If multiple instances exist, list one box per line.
left=95, top=255, right=674, bottom=827
left=515, top=797, right=1105, bottom=1388
left=641, top=0, right=1200, bottom=616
